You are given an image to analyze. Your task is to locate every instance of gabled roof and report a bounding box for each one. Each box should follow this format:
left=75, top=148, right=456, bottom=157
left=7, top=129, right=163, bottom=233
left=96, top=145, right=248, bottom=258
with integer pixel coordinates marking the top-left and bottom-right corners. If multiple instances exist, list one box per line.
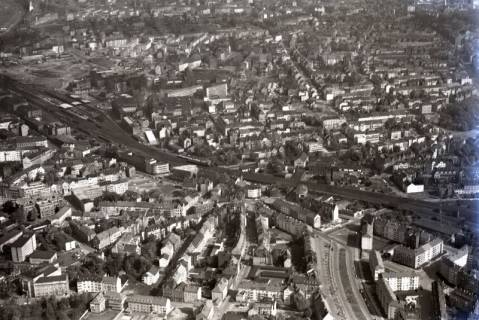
left=11, top=233, right=35, bottom=248
left=146, top=265, right=159, bottom=276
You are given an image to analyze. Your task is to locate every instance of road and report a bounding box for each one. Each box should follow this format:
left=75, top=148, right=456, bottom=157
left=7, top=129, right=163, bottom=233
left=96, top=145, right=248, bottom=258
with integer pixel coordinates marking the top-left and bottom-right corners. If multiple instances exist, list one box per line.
left=309, top=231, right=372, bottom=320
left=310, top=235, right=345, bottom=319
left=333, top=243, right=371, bottom=320
left=311, top=230, right=378, bottom=320
left=344, top=246, right=375, bottom=320
left=329, top=242, right=359, bottom=320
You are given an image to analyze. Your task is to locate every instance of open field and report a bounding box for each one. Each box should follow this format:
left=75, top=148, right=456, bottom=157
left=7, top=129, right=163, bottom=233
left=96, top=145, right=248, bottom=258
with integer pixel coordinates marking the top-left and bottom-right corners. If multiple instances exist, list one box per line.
left=0, top=56, right=91, bottom=89
left=0, top=0, right=24, bottom=33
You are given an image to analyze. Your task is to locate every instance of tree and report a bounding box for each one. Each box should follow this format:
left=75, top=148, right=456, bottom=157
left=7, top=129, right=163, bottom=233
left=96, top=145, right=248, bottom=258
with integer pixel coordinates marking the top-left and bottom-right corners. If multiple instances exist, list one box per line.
left=68, top=294, right=90, bottom=319
left=141, top=238, right=160, bottom=261
left=44, top=171, right=57, bottom=185
left=284, top=141, right=302, bottom=158
left=27, top=208, right=39, bottom=222
left=21, top=305, right=34, bottom=319
left=122, top=190, right=140, bottom=201
left=105, top=253, right=123, bottom=276
left=30, top=303, right=42, bottom=319
left=123, top=254, right=152, bottom=280
left=0, top=281, right=17, bottom=299
left=83, top=254, right=105, bottom=276
left=292, top=290, right=309, bottom=311
left=56, top=311, right=70, bottom=320
left=43, top=298, right=56, bottom=320
left=410, top=142, right=420, bottom=154
left=94, top=191, right=122, bottom=207
left=57, top=297, right=70, bottom=311
left=12, top=208, right=26, bottom=224
left=304, top=308, right=313, bottom=318
left=2, top=201, right=17, bottom=214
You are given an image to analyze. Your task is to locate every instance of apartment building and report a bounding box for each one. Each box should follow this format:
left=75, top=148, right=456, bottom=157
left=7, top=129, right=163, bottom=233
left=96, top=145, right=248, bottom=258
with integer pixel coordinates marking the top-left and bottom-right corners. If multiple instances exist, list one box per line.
left=11, top=232, right=37, bottom=262
left=33, top=274, right=69, bottom=298
left=126, top=295, right=172, bottom=315
left=382, top=272, right=419, bottom=292
left=270, top=199, right=321, bottom=229
left=393, top=238, right=444, bottom=269
left=376, top=272, right=419, bottom=319
left=77, top=276, right=122, bottom=293
left=92, top=226, right=124, bottom=250
left=236, top=279, right=283, bottom=302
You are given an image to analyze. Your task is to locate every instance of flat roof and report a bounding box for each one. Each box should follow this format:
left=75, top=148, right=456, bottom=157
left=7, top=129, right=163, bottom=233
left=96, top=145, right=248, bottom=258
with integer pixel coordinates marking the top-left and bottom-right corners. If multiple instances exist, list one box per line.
left=29, top=250, right=56, bottom=260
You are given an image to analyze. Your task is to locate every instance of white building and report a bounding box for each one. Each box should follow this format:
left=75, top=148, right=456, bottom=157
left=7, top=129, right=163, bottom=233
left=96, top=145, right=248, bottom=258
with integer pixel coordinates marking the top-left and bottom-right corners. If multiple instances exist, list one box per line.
left=105, top=180, right=129, bottom=195
left=376, top=272, right=419, bottom=319
left=370, top=251, right=385, bottom=281
left=11, top=233, right=37, bottom=263
left=145, top=159, right=170, bottom=175
left=393, top=238, right=444, bottom=269
left=405, top=183, right=424, bottom=194
left=143, top=266, right=160, bottom=285
left=127, top=295, right=172, bottom=315
left=383, top=272, right=419, bottom=292
left=306, top=141, right=323, bottom=153
left=50, top=206, right=72, bottom=226
left=447, top=245, right=469, bottom=268
left=236, top=279, right=284, bottom=302
left=77, top=276, right=122, bottom=294
left=246, top=185, right=262, bottom=199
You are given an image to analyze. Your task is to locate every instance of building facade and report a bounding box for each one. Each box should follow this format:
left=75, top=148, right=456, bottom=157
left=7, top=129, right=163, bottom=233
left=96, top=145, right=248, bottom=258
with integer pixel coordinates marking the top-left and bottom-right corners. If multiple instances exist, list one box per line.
left=127, top=295, right=172, bottom=315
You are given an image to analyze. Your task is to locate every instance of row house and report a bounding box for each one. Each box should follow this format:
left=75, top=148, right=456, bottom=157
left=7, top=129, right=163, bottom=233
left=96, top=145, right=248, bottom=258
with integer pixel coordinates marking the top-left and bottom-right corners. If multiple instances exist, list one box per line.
left=77, top=276, right=122, bottom=294
left=92, top=226, right=125, bottom=250
left=111, top=232, right=140, bottom=255
left=69, top=221, right=96, bottom=244
left=236, top=279, right=284, bottom=302
left=274, top=212, right=310, bottom=236
left=99, top=201, right=156, bottom=216
left=0, top=147, right=35, bottom=163
left=126, top=295, right=172, bottom=315
left=353, top=131, right=383, bottom=145
left=283, top=275, right=320, bottom=304
left=270, top=199, right=321, bottom=229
